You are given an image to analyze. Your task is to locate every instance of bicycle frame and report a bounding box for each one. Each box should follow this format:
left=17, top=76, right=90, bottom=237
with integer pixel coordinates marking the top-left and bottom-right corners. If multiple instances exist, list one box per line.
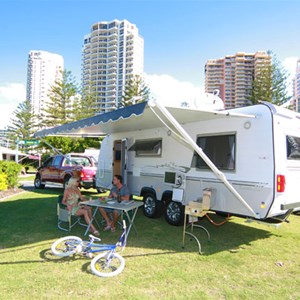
left=51, top=220, right=127, bottom=277
left=56, top=219, right=127, bottom=255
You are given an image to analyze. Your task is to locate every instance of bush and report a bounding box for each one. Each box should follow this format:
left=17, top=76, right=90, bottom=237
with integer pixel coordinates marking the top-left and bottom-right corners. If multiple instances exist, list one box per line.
left=0, top=173, right=8, bottom=191
left=0, top=161, right=22, bottom=188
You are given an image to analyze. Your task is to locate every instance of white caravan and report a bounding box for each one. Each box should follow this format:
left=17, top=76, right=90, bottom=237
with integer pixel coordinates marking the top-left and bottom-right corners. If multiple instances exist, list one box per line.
left=35, top=99, right=300, bottom=226
left=94, top=100, right=300, bottom=225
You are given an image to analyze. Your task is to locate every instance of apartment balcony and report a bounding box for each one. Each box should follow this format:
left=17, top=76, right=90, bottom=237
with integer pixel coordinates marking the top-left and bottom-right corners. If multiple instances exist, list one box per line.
left=108, top=37, right=118, bottom=42
left=126, top=48, right=134, bottom=55
left=107, top=76, right=116, bottom=83
left=107, top=70, right=117, bottom=75
left=105, top=98, right=116, bottom=105
left=91, top=36, right=108, bottom=42
left=108, top=54, right=117, bottom=59
left=107, top=65, right=117, bottom=71
left=108, top=43, right=118, bottom=50
left=91, top=52, right=98, bottom=60
left=95, top=60, right=107, bottom=65
left=82, top=69, right=91, bottom=76
left=96, top=32, right=109, bottom=37
left=106, top=86, right=116, bottom=92
left=108, top=28, right=118, bottom=34
left=107, top=59, right=117, bottom=65
left=83, top=58, right=91, bottom=65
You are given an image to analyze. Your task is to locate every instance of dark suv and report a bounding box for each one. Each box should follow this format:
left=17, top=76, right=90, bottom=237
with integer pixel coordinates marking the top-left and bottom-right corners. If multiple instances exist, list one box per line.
left=34, top=153, right=98, bottom=189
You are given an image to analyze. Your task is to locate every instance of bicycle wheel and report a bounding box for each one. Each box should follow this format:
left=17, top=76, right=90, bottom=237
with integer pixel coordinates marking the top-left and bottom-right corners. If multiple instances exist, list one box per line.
left=51, top=236, right=83, bottom=257
left=91, top=252, right=125, bottom=277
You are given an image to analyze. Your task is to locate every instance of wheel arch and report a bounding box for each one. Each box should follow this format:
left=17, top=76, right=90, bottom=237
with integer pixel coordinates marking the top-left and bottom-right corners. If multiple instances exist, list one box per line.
left=161, top=190, right=173, bottom=206
left=140, top=187, right=157, bottom=199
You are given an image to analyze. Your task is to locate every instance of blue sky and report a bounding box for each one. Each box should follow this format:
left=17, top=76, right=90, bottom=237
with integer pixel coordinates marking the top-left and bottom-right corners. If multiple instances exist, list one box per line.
left=0, top=0, right=299, bottom=128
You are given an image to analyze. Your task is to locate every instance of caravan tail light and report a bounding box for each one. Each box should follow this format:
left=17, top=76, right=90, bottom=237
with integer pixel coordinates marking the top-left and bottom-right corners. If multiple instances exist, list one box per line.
left=276, top=175, right=286, bottom=193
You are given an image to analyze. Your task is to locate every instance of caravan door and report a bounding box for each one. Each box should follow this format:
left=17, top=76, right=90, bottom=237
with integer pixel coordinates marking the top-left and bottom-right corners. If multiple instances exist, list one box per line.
left=121, top=139, right=128, bottom=185
left=97, top=137, right=128, bottom=189
left=113, top=139, right=128, bottom=185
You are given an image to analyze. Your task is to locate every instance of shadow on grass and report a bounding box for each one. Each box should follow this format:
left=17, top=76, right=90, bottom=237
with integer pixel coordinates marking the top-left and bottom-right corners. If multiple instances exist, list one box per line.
left=0, top=188, right=272, bottom=256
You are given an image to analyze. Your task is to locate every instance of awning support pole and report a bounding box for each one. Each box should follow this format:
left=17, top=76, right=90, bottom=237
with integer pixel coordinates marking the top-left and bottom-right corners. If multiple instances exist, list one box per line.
left=150, top=100, right=258, bottom=218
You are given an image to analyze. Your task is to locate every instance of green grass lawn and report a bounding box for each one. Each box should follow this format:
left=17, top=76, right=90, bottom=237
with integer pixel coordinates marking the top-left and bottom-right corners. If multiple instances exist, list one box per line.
left=0, top=188, right=299, bottom=299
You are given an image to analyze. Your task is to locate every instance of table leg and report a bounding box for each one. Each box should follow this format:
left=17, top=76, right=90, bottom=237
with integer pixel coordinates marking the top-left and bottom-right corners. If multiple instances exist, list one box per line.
left=182, top=213, right=187, bottom=248
left=84, top=206, right=98, bottom=236
left=124, top=207, right=139, bottom=238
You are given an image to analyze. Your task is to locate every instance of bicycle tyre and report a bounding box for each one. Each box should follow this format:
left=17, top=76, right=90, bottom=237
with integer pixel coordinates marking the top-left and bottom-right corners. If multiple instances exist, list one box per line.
left=91, top=252, right=125, bottom=277
left=51, top=236, right=83, bottom=257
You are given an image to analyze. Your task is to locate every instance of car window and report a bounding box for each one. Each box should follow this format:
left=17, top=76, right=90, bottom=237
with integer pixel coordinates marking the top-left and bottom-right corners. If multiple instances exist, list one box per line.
left=71, top=156, right=92, bottom=167
left=43, top=157, right=54, bottom=167
left=53, top=156, right=63, bottom=167
left=63, top=157, right=72, bottom=166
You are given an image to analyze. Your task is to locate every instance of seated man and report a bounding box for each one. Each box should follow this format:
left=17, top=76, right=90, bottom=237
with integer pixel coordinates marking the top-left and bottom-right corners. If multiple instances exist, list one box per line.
left=99, top=174, right=130, bottom=232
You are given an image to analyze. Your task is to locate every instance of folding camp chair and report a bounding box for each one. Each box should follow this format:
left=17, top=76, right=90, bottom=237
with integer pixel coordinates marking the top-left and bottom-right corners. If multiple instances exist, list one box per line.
left=57, top=195, right=88, bottom=232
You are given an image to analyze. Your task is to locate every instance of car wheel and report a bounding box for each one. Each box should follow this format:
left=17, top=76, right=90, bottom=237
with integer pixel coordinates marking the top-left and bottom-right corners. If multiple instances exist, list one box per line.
left=165, top=201, right=184, bottom=226
left=143, top=193, right=163, bottom=218
left=34, top=174, right=45, bottom=189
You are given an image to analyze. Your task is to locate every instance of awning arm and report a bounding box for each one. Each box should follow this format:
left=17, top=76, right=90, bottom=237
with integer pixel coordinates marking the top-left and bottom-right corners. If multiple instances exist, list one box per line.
left=149, top=100, right=258, bottom=218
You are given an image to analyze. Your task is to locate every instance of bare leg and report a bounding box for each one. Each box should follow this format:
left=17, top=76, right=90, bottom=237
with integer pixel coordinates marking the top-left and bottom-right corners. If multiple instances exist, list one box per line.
left=76, top=208, right=97, bottom=233
left=86, top=206, right=93, bottom=219
left=111, top=211, right=119, bottom=230
left=99, top=207, right=111, bottom=227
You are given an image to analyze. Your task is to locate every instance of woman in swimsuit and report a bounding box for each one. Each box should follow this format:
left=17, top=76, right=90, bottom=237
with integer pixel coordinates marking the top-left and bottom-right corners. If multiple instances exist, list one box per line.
left=62, top=177, right=99, bottom=235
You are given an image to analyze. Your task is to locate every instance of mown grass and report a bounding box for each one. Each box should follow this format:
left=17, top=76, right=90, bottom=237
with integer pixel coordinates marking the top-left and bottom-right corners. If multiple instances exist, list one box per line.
left=0, top=187, right=299, bottom=299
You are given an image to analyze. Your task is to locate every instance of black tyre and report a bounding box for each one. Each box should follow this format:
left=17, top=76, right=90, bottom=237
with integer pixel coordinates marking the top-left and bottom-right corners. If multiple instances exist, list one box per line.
left=143, top=193, right=163, bottom=218
left=165, top=201, right=184, bottom=226
left=34, top=174, right=45, bottom=189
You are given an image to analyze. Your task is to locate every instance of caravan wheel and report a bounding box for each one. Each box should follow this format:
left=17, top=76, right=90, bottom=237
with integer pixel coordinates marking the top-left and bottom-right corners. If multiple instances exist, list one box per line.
left=143, top=193, right=163, bottom=218
left=165, top=201, right=184, bottom=226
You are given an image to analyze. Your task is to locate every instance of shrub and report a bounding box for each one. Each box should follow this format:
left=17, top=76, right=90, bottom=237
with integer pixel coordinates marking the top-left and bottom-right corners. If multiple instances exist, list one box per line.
left=0, top=173, right=8, bottom=191
left=0, top=161, right=22, bottom=188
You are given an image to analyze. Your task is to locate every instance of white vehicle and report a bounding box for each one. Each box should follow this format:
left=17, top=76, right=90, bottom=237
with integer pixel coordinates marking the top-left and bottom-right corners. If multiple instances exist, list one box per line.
left=35, top=98, right=300, bottom=226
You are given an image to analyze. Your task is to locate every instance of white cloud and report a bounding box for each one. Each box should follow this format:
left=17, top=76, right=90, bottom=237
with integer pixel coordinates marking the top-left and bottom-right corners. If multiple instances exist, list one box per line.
left=144, top=73, right=204, bottom=107
left=0, top=83, right=26, bottom=129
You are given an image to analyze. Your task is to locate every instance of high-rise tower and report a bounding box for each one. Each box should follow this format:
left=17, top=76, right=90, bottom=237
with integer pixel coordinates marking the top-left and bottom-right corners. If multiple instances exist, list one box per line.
left=293, top=59, right=300, bottom=112
left=26, top=50, right=64, bottom=117
left=82, top=19, right=144, bottom=112
left=205, top=51, right=271, bottom=108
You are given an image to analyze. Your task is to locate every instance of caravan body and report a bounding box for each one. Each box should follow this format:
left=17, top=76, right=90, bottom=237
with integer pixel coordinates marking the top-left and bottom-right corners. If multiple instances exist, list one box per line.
left=96, top=102, right=300, bottom=225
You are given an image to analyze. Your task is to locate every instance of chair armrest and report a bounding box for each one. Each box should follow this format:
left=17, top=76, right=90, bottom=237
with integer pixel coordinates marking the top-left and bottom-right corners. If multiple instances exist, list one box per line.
left=59, top=203, right=67, bottom=209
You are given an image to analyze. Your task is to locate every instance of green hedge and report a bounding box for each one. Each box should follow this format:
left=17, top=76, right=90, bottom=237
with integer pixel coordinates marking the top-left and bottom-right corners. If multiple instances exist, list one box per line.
left=0, top=161, right=22, bottom=189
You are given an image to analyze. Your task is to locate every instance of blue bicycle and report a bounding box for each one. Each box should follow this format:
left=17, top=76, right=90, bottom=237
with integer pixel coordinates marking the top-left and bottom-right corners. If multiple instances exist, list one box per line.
left=51, top=220, right=127, bottom=277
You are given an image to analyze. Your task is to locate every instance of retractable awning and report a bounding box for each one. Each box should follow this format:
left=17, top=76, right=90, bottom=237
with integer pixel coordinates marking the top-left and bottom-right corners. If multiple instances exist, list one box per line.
left=34, top=101, right=255, bottom=138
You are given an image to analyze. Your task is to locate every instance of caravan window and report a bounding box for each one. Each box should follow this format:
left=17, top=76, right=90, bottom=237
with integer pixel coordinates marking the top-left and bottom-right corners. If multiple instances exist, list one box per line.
left=287, top=135, right=300, bottom=160
left=192, top=134, right=236, bottom=170
left=129, top=139, right=162, bottom=157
